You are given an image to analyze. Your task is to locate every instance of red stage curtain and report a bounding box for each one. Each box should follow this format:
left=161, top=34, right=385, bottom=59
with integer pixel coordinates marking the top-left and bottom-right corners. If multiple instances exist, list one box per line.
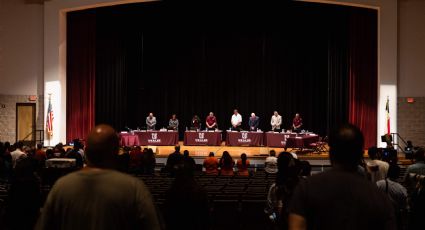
left=348, top=9, right=378, bottom=149
left=66, top=11, right=96, bottom=143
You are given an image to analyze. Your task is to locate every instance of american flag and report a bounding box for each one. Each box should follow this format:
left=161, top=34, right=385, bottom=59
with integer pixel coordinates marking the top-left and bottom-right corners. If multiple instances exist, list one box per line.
left=46, top=97, right=54, bottom=137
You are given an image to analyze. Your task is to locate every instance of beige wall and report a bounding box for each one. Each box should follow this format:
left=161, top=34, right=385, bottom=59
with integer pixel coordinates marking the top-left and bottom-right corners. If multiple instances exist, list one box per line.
left=0, top=0, right=43, bottom=95
left=0, top=0, right=44, bottom=143
left=398, top=0, right=425, bottom=97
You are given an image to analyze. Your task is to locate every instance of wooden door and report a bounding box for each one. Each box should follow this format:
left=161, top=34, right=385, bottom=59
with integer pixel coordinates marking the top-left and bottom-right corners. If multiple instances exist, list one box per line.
left=16, top=103, right=35, bottom=143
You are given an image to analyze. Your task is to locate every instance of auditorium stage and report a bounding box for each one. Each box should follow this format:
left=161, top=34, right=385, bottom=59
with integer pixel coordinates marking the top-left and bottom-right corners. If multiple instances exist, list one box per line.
left=146, top=141, right=330, bottom=160
left=141, top=142, right=410, bottom=166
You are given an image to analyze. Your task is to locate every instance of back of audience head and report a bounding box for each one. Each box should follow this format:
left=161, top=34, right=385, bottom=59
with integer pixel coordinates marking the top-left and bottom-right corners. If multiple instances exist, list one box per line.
left=208, top=152, right=214, bottom=157
left=175, top=144, right=180, bottom=153
left=221, top=151, right=233, bottom=165
left=329, top=123, right=364, bottom=171
left=368, top=146, right=378, bottom=160
left=36, top=143, right=43, bottom=150
left=276, top=152, right=299, bottom=184
left=85, top=124, right=119, bottom=168
left=386, top=164, right=400, bottom=180
left=269, top=150, right=276, bottom=157
left=299, top=160, right=311, bottom=177
left=15, top=141, right=24, bottom=150
left=241, top=153, right=247, bottom=166
left=183, top=150, right=189, bottom=157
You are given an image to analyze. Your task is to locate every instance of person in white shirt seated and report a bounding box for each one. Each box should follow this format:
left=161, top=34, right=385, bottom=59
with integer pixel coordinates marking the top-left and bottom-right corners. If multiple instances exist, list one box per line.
left=265, top=150, right=278, bottom=174
left=271, top=111, right=282, bottom=131
left=230, top=109, right=242, bottom=131
left=366, top=146, right=389, bottom=183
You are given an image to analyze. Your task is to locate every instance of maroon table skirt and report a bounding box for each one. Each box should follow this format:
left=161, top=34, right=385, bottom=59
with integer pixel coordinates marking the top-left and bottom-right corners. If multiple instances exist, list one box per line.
left=119, top=131, right=179, bottom=146
left=184, top=131, right=222, bottom=146
left=285, top=135, right=319, bottom=149
left=226, top=131, right=264, bottom=146
left=264, top=132, right=296, bottom=147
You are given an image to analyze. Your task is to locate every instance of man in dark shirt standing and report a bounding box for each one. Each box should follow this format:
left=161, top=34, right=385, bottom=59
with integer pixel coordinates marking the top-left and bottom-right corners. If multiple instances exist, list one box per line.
left=166, top=145, right=184, bottom=176
left=288, top=124, right=396, bottom=230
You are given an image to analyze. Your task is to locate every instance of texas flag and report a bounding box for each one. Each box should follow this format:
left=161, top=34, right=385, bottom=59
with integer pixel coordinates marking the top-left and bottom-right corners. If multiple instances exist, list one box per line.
left=385, top=97, right=390, bottom=135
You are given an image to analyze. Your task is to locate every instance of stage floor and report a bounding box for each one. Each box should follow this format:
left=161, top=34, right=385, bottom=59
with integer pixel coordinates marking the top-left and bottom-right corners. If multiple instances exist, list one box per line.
left=146, top=141, right=330, bottom=160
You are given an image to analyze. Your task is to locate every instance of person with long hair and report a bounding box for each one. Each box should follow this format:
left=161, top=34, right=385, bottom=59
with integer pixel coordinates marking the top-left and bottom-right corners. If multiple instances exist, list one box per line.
left=237, top=153, right=250, bottom=176
left=219, top=151, right=234, bottom=176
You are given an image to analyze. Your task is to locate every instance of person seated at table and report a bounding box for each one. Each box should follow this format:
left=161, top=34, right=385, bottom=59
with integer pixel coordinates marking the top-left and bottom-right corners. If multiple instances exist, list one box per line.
left=292, top=113, right=303, bottom=133
left=146, top=113, right=156, bottom=130
left=271, top=111, right=282, bottom=131
left=203, top=152, right=219, bottom=175
left=231, top=109, right=242, bottom=131
left=191, top=115, right=201, bottom=130
left=219, top=151, right=234, bottom=176
left=237, top=153, right=251, bottom=176
left=248, top=113, right=260, bottom=131
left=168, top=114, right=179, bottom=130
left=205, top=112, right=217, bottom=130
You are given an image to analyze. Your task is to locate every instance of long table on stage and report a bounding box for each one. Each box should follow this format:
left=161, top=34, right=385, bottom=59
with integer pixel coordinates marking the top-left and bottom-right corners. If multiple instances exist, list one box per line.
left=119, top=131, right=179, bottom=146
left=265, top=132, right=319, bottom=149
left=184, top=131, right=222, bottom=146
left=226, top=131, right=264, bottom=146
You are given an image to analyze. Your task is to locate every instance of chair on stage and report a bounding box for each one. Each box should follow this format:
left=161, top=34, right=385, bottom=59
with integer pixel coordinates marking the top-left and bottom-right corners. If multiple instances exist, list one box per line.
left=309, top=136, right=328, bottom=153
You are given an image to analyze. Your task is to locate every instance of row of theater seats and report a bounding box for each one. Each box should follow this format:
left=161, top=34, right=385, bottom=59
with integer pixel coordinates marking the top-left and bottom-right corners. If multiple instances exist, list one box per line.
left=137, top=171, right=276, bottom=230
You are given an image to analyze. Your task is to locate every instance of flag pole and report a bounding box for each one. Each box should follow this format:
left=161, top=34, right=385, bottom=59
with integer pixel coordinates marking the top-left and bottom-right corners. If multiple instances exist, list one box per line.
left=48, top=93, right=52, bottom=147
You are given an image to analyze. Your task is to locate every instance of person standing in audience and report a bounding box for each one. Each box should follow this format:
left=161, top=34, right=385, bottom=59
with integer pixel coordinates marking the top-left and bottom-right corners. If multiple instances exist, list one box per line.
left=168, top=114, right=179, bottom=130
left=164, top=157, right=209, bottom=230
left=267, top=152, right=301, bottom=229
left=231, top=109, right=242, bottom=131
left=265, top=150, right=278, bottom=174
left=36, top=124, right=161, bottom=230
left=166, top=145, right=184, bottom=176
left=183, top=150, right=196, bottom=172
left=219, top=151, right=234, bottom=176
left=191, top=115, right=201, bottom=130
left=405, top=147, right=425, bottom=176
left=10, top=141, right=25, bottom=168
left=288, top=124, right=396, bottom=230
left=203, top=152, right=219, bottom=175
left=206, top=112, right=217, bottom=130
left=366, top=146, right=389, bottom=183
left=143, top=148, right=156, bottom=175
left=376, top=164, right=407, bottom=230
left=271, top=111, right=282, bottom=131
left=146, top=112, right=157, bottom=130
left=292, top=113, right=303, bottom=133
left=248, top=113, right=260, bottom=131
left=236, top=153, right=250, bottom=176
left=129, top=146, right=143, bottom=174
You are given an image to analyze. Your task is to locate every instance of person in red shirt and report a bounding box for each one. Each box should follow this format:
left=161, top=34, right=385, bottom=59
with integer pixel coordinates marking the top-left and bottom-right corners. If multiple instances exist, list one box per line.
left=219, top=151, right=234, bottom=176
left=129, top=146, right=143, bottom=174
left=203, top=152, right=219, bottom=175
left=205, top=112, right=217, bottom=130
left=34, top=143, right=46, bottom=162
left=292, top=113, right=303, bottom=133
left=237, top=153, right=250, bottom=176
